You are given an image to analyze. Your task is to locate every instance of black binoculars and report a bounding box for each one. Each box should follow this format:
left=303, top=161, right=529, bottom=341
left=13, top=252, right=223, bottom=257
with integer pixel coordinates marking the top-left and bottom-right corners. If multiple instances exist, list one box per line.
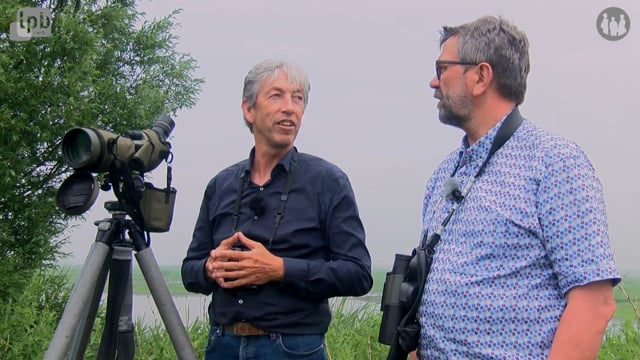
left=379, top=253, right=421, bottom=345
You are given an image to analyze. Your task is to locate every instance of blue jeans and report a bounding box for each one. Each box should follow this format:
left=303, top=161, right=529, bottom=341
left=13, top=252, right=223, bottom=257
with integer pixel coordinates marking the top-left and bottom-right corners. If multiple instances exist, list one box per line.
left=205, top=325, right=328, bottom=360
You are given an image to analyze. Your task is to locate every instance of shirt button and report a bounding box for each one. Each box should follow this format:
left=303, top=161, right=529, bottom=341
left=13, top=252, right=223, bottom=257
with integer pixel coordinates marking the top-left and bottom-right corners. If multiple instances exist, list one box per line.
left=238, top=299, right=244, bottom=304
left=259, top=187, right=264, bottom=191
left=253, top=216, right=259, bottom=220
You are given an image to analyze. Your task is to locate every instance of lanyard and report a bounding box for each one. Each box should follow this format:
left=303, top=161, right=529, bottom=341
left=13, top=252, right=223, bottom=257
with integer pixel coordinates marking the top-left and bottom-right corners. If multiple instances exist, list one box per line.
left=230, top=150, right=298, bottom=249
left=420, top=108, right=524, bottom=251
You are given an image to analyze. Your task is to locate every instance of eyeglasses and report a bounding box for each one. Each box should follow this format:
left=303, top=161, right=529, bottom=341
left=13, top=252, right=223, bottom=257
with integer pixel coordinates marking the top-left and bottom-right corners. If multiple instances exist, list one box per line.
left=435, top=60, right=479, bottom=80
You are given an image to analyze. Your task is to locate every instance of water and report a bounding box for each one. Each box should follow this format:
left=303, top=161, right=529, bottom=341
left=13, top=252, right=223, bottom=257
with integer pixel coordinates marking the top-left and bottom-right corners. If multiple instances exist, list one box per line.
left=132, top=294, right=210, bottom=326
left=130, top=293, right=381, bottom=326
left=131, top=293, right=626, bottom=337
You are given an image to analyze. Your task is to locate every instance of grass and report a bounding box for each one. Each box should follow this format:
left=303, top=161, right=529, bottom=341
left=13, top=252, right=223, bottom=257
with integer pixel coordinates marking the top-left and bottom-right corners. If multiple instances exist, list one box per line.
left=614, top=276, right=640, bottom=320
left=56, top=265, right=640, bottom=359
left=600, top=319, right=640, bottom=360
left=65, top=263, right=187, bottom=295
left=0, top=267, right=637, bottom=359
left=326, top=300, right=388, bottom=359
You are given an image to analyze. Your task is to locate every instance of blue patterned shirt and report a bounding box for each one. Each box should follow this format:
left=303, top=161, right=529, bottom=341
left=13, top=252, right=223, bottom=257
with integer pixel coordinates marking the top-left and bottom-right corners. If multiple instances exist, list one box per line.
left=417, top=113, right=620, bottom=359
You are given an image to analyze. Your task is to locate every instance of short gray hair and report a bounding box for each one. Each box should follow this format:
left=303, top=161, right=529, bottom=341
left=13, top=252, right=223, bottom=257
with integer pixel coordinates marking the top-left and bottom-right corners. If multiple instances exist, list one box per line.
left=440, top=16, right=530, bottom=105
left=242, top=60, right=311, bottom=132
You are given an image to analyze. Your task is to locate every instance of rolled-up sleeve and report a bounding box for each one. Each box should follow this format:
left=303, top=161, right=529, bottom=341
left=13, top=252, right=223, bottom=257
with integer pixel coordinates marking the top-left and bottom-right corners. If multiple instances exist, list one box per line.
left=537, top=146, right=620, bottom=294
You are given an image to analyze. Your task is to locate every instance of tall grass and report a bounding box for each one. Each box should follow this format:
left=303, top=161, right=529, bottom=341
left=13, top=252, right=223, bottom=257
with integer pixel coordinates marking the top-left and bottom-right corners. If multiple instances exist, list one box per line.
left=599, top=319, right=640, bottom=360
left=4, top=269, right=639, bottom=359
left=325, top=299, right=387, bottom=359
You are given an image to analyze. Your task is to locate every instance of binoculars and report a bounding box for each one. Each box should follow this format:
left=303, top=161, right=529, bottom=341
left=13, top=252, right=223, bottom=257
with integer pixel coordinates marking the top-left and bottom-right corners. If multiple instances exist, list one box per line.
left=379, top=244, right=435, bottom=360
left=379, top=253, right=420, bottom=345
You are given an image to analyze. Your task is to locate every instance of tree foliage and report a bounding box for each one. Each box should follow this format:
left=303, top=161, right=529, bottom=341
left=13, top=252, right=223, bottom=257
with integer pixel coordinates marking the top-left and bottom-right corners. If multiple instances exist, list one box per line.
left=0, top=0, right=203, bottom=299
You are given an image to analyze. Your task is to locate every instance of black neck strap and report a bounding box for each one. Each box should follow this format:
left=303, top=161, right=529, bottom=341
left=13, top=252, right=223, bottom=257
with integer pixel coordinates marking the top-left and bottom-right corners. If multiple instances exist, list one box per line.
left=421, top=108, right=524, bottom=251
left=451, top=107, right=524, bottom=179
left=476, top=107, right=524, bottom=178
left=231, top=150, right=298, bottom=249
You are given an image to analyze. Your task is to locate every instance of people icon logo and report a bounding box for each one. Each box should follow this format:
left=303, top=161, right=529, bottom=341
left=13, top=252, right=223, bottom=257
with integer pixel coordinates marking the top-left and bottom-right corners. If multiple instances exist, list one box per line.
left=597, top=7, right=631, bottom=41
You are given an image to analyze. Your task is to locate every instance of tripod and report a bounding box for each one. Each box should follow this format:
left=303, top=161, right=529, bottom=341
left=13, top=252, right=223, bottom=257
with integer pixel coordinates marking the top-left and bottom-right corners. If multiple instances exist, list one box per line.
left=45, top=201, right=196, bottom=359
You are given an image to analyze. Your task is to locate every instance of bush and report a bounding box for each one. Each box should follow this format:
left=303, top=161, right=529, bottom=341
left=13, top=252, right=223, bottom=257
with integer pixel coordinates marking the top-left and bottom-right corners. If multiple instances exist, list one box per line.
left=0, top=268, right=71, bottom=359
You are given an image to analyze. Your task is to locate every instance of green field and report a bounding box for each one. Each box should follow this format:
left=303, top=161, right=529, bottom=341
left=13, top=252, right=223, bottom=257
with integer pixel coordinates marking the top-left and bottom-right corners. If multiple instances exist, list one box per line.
left=64, top=265, right=387, bottom=295
left=64, top=264, right=186, bottom=295
left=614, top=275, right=640, bottom=320
left=64, top=265, right=640, bottom=321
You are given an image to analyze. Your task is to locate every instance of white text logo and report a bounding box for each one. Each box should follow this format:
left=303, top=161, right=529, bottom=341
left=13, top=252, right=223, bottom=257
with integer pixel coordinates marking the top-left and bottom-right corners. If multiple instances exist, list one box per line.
left=9, top=8, right=53, bottom=42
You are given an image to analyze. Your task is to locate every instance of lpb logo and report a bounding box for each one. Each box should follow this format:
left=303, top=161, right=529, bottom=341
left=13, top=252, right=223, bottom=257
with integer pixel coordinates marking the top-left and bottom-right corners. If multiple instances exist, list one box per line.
left=9, top=7, right=52, bottom=41
left=597, top=7, right=630, bottom=41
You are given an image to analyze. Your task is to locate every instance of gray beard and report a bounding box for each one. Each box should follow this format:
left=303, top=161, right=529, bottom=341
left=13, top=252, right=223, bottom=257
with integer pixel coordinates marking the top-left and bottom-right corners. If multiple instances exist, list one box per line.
left=438, top=105, right=469, bottom=129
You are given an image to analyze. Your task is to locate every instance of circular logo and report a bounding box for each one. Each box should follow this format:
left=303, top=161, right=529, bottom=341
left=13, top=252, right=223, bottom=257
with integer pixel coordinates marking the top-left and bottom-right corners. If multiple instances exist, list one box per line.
left=597, top=7, right=631, bottom=41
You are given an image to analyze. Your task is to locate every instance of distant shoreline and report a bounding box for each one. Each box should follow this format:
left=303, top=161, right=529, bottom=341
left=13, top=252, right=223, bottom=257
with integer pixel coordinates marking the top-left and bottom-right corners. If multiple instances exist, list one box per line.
left=60, top=264, right=640, bottom=320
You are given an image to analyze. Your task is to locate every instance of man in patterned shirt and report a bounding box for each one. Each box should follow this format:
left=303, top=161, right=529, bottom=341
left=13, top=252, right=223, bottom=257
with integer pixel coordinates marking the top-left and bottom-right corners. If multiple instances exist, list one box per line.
left=413, top=16, right=620, bottom=359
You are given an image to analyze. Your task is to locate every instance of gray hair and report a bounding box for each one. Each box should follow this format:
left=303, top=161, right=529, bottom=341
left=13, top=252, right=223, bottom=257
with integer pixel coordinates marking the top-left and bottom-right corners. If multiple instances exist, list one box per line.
left=440, top=16, right=530, bottom=105
left=242, top=60, right=311, bottom=132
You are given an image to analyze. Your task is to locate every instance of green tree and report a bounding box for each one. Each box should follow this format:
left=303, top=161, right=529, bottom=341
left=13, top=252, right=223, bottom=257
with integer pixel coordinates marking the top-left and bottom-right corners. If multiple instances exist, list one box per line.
left=0, top=0, right=203, bottom=300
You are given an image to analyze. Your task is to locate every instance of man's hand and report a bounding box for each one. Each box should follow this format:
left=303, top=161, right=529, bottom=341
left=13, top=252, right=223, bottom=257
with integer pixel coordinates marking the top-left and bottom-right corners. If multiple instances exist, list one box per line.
left=205, top=232, right=285, bottom=288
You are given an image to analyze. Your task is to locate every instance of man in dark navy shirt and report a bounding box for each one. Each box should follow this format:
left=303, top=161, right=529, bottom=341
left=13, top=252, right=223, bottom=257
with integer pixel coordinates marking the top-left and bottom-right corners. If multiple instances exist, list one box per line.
left=182, top=59, right=373, bottom=359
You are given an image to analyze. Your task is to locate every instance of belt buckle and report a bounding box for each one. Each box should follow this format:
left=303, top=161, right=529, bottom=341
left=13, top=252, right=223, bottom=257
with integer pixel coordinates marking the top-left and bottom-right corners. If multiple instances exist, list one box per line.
left=228, top=322, right=266, bottom=336
left=233, top=322, right=251, bottom=335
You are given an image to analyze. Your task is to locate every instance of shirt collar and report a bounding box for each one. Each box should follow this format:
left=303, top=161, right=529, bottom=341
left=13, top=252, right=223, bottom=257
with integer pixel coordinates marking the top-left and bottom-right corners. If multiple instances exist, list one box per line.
left=457, top=109, right=513, bottom=168
left=242, top=147, right=298, bottom=178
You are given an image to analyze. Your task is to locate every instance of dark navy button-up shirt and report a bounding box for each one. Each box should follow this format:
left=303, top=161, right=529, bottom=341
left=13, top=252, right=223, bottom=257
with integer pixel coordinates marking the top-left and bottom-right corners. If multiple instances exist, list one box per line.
left=182, top=147, right=372, bottom=334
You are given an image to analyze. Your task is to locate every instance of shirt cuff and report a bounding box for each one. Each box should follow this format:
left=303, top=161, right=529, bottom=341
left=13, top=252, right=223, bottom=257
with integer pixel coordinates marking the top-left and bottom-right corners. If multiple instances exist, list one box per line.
left=281, top=257, right=308, bottom=289
left=559, top=265, right=621, bottom=295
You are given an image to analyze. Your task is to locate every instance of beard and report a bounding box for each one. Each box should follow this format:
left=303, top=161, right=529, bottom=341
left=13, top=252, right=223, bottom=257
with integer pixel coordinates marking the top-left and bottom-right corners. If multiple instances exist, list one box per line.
left=437, top=88, right=473, bottom=129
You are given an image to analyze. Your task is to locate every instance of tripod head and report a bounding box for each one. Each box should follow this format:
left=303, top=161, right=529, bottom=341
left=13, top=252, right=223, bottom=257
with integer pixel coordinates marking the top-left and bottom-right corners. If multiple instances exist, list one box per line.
left=104, top=200, right=127, bottom=216
left=93, top=200, right=150, bottom=254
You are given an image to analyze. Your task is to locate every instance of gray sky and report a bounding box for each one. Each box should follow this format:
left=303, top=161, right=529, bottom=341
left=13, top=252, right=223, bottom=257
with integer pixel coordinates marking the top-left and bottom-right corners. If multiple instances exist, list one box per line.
left=61, top=0, right=639, bottom=274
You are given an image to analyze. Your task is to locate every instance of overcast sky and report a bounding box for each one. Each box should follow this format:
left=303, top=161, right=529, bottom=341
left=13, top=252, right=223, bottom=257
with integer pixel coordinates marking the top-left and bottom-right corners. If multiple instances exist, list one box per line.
left=61, top=0, right=638, bottom=274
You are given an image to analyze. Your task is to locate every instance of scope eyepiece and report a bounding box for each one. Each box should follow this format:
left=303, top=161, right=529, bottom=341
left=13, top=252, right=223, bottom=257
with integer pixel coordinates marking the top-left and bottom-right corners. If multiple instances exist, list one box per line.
left=151, top=114, right=175, bottom=141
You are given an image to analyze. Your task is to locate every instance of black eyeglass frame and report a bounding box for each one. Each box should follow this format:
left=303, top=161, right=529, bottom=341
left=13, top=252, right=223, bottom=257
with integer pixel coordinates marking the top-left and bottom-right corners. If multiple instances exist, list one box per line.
left=435, top=60, right=480, bottom=80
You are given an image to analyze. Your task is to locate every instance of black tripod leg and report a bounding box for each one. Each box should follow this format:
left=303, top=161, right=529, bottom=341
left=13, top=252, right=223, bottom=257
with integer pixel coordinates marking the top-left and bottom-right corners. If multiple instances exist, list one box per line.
left=44, top=241, right=112, bottom=360
left=98, top=246, right=135, bottom=360
left=128, top=223, right=197, bottom=360
left=117, top=270, right=136, bottom=359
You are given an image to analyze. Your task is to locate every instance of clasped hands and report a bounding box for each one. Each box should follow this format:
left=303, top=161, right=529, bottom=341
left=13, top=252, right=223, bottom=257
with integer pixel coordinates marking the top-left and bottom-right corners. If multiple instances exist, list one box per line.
left=205, top=232, right=284, bottom=288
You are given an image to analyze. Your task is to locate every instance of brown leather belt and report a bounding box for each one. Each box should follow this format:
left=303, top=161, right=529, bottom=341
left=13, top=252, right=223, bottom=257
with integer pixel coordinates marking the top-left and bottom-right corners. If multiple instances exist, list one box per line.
left=223, top=322, right=269, bottom=336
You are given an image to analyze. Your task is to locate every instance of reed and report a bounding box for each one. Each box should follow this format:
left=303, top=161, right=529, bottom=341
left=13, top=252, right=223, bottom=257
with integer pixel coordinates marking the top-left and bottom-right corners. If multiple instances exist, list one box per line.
left=2, top=268, right=638, bottom=359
